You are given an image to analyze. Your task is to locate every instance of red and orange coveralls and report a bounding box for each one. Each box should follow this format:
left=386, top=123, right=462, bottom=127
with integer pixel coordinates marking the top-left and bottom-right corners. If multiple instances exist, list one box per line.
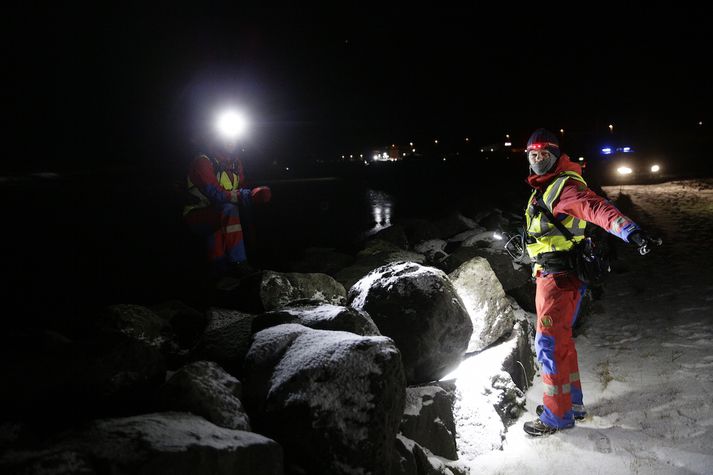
left=525, top=155, right=639, bottom=428
left=183, top=153, right=252, bottom=272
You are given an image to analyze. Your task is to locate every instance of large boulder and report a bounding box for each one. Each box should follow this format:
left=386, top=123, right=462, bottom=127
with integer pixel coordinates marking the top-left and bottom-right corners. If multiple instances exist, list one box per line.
left=348, top=261, right=472, bottom=384
left=253, top=303, right=381, bottom=336
left=0, top=412, right=282, bottom=475
left=448, top=257, right=515, bottom=352
left=243, top=324, right=405, bottom=475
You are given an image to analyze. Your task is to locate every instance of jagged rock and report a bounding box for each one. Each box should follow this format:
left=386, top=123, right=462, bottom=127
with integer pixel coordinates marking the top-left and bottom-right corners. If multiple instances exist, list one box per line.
left=159, top=361, right=250, bottom=430
left=348, top=261, right=472, bottom=384
left=0, top=412, right=282, bottom=475
left=400, top=385, right=457, bottom=459
left=397, top=436, right=470, bottom=475
left=190, top=308, right=256, bottom=377
left=243, top=324, right=405, bottom=475
left=449, top=257, right=515, bottom=352
left=253, top=302, right=381, bottom=336
left=392, top=435, right=418, bottom=475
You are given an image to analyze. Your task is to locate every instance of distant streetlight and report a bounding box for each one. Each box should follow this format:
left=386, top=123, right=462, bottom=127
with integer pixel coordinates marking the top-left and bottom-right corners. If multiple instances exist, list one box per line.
left=608, top=124, right=614, bottom=133
left=465, top=137, right=470, bottom=142
left=505, top=134, right=510, bottom=139
left=434, top=139, right=439, bottom=145
left=699, top=121, right=704, bottom=126
left=560, top=128, right=564, bottom=135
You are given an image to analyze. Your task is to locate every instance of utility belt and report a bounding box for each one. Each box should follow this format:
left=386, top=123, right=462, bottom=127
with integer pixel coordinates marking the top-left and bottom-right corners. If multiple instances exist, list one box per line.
left=534, top=250, right=574, bottom=273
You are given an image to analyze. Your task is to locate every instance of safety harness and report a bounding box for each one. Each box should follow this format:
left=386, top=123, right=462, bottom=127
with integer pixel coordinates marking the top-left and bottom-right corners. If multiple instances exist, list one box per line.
left=525, top=171, right=587, bottom=273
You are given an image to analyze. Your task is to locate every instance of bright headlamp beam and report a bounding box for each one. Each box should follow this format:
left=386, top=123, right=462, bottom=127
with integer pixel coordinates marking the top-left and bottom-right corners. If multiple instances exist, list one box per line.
left=216, top=110, right=247, bottom=139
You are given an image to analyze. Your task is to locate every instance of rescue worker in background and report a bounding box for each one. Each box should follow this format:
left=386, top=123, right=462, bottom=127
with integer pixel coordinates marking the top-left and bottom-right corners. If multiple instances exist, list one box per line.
left=183, top=133, right=271, bottom=277
left=522, top=128, right=661, bottom=436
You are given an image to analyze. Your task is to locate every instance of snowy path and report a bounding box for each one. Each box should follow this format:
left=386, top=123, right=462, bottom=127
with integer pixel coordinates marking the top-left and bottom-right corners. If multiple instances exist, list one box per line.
left=469, top=179, right=713, bottom=475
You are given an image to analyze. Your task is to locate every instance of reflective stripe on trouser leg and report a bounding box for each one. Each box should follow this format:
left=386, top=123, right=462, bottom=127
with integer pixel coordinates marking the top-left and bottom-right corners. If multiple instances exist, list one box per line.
left=535, top=273, right=582, bottom=428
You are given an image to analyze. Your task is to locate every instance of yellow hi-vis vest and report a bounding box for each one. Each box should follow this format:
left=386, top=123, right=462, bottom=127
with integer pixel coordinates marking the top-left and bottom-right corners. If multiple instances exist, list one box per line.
left=183, top=155, right=240, bottom=216
left=525, top=171, right=588, bottom=266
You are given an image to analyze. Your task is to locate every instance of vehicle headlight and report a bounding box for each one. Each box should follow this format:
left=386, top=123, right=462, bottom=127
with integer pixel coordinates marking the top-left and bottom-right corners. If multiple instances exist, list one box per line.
left=617, top=166, right=633, bottom=175
left=651, top=164, right=660, bottom=173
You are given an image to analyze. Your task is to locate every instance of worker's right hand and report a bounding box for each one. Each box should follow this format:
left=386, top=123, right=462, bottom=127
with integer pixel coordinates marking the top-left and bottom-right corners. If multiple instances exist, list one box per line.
left=628, top=230, right=662, bottom=255
left=251, top=186, right=272, bottom=204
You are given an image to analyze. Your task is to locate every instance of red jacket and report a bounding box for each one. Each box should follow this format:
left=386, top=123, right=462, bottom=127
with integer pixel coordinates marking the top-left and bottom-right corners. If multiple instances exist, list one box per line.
left=527, top=155, right=639, bottom=241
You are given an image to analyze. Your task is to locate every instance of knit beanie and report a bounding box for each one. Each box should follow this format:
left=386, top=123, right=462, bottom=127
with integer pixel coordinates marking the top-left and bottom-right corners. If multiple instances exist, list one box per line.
left=526, top=128, right=561, bottom=158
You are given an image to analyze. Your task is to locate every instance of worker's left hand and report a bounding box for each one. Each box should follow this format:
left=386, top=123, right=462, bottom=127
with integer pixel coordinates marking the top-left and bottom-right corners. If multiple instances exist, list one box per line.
left=251, top=186, right=272, bottom=204
left=628, top=230, right=662, bottom=255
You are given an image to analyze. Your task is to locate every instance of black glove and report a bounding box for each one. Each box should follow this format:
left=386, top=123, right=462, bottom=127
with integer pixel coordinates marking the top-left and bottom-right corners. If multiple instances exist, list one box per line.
left=628, top=230, right=662, bottom=255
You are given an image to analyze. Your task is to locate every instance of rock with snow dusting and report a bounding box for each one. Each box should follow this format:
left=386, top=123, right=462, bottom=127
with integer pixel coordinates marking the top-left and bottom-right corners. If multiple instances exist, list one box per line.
left=190, top=308, right=256, bottom=377
left=214, top=270, right=347, bottom=313
left=259, top=270, right=347, bottom=310
left=449, top=257, right=515, bottom=352
left=243, top=324, right=405, bottom=475
left=253, top=303, right=381, bottom=336
left=440, top=247, right=535, bottom=313
left=348, top=261, right=472, bottom=384
left=0, top=412, right=282, bottom=475
left=395, top=435, right=470, bottom=475
left=159, top=361, right=250, bottom=431
left=400, top=385, right=457, bottom=460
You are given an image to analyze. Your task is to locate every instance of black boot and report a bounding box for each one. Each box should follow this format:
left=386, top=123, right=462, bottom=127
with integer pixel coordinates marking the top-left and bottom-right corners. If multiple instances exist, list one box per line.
left=523, top=419, right=560, bottom=436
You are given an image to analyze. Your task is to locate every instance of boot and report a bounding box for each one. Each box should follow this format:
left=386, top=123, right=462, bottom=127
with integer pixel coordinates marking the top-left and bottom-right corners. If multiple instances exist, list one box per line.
left=536, top=404, right=587, bottom=421
left=523, top=419, right=560, bottom=436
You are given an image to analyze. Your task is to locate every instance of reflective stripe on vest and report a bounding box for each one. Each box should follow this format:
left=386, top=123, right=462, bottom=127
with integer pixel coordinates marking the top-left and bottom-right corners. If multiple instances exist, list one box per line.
left=183, top=155, right=240, bottom=215
left=525, top=171, right=588, bottom=258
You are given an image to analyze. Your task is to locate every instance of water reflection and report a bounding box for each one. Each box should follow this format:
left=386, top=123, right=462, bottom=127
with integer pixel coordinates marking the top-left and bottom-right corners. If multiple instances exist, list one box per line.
left=365, top=189, right=394, bottom=236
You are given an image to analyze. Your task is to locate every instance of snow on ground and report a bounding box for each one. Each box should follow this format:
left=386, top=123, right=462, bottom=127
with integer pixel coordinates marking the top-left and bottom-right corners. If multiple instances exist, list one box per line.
left=467, top=179, right=713, bottom=475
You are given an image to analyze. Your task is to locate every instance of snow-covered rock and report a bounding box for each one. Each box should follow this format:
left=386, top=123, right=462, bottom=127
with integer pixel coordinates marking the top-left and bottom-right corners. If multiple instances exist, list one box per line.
left=0, top=412, right=283, bottom=475
left=243, top=324, right=405, bottom=475
left=348, top=261, right=472, bottom=384
left=449, top=257, right=515, bottom=352
left=253, top=302, right=381, bottom=336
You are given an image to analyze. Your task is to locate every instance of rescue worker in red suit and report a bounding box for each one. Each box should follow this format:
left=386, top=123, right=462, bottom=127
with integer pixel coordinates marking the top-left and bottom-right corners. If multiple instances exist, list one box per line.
left=522, top=128, right=661, bottom=436
left=183, top=136, right=271, bottom=276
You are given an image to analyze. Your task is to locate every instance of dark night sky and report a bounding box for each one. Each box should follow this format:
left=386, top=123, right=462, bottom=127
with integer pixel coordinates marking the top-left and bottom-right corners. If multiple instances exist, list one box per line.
left=8, top=5, right=713, bottom=172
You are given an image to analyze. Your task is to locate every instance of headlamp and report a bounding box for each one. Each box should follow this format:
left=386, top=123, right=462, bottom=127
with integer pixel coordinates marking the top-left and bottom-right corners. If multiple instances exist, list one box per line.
left=215, top=110, right=247, bottom=139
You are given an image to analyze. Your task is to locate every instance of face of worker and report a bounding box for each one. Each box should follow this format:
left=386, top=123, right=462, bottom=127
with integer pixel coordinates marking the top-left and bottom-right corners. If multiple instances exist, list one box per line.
left=527, top=149, right=557, bottom=175
left=218, top=138, right=239, bottom=156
